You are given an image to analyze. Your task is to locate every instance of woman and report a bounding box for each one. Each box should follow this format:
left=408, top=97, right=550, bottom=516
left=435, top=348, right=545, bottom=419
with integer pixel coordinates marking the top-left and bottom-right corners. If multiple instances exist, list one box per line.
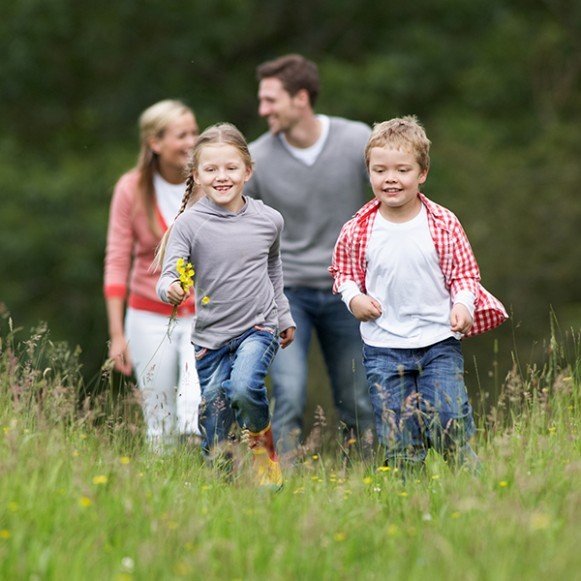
left=104, top=100, right=202, bottom=451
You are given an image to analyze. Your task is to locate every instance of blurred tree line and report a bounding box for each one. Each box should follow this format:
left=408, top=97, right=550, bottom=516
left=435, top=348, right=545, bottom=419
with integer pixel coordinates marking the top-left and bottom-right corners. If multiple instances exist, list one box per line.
left=1, top=0, right=579, bottom=402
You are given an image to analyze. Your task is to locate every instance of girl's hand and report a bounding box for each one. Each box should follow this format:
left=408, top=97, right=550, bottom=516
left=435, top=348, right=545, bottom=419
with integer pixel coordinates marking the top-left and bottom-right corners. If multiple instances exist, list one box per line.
left=280, top=326, right=296, bottom=349
left=109, top=334, right=132, bottom=375
left=350, top=294, right=382, bottom=322
left=167, top=281, right=188, bottom=306
left=450, top=303, right=474, bottom=334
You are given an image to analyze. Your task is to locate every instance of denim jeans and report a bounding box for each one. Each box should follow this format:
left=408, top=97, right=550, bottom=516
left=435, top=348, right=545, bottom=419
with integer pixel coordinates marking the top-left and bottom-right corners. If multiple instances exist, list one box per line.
left=270, top=287, right=373, bottom=453
left=362, top=337, right=475, bottom=464
left=194, top=326, right=279, bottom=452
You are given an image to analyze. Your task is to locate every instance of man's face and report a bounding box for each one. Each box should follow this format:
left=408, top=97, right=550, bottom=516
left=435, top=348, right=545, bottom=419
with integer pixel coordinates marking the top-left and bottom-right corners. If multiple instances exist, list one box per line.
left=258, top=77, right=302, bottom=135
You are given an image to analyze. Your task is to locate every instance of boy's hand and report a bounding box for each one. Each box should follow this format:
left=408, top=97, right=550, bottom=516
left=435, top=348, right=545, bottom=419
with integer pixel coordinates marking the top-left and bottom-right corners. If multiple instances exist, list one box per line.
left=350, top=294, right=382, bottom=322
left=167, top=281, right=188, bottom=306
left=280, top=326, right=295, bottom=349
left=450, top=303, right=474, bottom=334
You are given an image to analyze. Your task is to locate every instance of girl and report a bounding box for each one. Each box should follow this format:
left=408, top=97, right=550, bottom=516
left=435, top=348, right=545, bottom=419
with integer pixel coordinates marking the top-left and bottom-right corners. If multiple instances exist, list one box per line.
left=104, top=100, right=202, bottom=451
left=156, top=123, right=295, bottom=488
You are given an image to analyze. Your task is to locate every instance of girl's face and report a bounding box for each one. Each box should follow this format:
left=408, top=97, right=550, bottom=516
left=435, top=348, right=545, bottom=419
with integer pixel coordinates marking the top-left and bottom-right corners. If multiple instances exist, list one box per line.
left=193, top=143, right=252, bottom=213
left=150, top=112, right=199, bottom=180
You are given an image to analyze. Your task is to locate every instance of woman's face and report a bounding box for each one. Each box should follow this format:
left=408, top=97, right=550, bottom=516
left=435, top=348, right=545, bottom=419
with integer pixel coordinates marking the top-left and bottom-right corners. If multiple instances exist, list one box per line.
left=150, top=112, right=199, bottom=178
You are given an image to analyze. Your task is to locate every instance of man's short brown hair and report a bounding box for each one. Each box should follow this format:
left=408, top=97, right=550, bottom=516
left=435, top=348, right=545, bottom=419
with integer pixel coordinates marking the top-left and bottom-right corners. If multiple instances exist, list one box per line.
left=257, top=54, right=320, bottom=107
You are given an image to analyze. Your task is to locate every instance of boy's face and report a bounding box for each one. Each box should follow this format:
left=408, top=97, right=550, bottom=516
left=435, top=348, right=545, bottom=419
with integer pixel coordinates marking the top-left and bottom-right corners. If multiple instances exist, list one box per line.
left=258, top=77, right=304, bottom=135
left=368, top=146, right=427, bottom=222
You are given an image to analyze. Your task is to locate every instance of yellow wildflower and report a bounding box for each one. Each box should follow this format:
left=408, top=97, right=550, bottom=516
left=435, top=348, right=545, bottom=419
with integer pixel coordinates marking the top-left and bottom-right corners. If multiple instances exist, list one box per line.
left=176, top=258, right=195, bottom=293
left=363, top=476, right=373, bottom=485
left=119, top=456, right=131, bottom=465
left=0, top=530, right=10, bottom=539
left=499, top=480, right=509, bottom=488
left=333, top=532, right=347, bottom=542
left=79, top=496, right=92, bottom=508
left=93, top=475, right=108, bottom=485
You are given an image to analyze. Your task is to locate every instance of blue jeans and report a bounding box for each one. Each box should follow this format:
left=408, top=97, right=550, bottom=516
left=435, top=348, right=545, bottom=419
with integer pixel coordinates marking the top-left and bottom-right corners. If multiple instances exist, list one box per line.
left=362, top=337, right=475, bottom=464
left=194, top=326, right=279, bottom=452
left=270, top=287, right=373, bottom=453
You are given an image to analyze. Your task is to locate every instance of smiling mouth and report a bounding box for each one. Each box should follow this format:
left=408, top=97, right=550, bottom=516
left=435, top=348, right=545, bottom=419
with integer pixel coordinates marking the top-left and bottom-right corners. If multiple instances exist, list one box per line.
left=383, top=188, right=401, bottom=193
left=214, top=185, right=232, bottom=192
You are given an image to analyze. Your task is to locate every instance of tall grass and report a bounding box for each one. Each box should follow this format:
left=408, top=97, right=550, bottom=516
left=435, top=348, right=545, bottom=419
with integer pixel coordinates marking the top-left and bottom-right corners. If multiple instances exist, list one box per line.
left=0, top=314, right=579, bottom=580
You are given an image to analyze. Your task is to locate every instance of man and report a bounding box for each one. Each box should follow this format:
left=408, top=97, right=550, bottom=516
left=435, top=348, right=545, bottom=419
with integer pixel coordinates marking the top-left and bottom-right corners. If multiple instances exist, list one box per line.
left=246, top=54, right=373, bottom=456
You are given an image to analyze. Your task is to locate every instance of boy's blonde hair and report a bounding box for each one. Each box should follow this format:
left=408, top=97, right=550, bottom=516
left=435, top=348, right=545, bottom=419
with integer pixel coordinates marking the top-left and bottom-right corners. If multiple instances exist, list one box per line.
left=136, top=99, right=196, bottom=236
left=365, top=115, right=431, bottom=172
left=154, top=123, right=252, bottom=268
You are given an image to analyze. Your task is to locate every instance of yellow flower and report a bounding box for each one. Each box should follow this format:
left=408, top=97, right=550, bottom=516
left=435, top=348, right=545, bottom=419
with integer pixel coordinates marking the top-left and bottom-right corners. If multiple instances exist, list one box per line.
left=79, top=496, right=92, bottom=508
left=498, top=480, right=509, bottom=488
left=201, top=295, right=211, bottom=305
left=119, top=456, right=131, bottom=465
left=363, top=476, right=373, bottom=485
left=333, top=532, right=347, bottom=542
left=0, top=530, right=10, bottom=539
left=176, top=258, right=195, bottom=293
left=93, top=475, right=108, bottom=485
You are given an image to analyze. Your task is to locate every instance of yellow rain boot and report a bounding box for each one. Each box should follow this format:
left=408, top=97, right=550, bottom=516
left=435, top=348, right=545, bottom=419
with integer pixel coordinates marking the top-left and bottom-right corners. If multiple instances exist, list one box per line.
left=248, top=423, right=283, bottom=491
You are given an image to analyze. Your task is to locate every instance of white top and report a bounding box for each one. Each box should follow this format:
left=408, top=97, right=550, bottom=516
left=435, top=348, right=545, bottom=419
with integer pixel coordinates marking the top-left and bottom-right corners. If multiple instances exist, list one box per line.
left=340, top=205, right=475, bottom=348
left=154, top=173, right=187, bottom=227
left=279, top=115, right=330, bottom=166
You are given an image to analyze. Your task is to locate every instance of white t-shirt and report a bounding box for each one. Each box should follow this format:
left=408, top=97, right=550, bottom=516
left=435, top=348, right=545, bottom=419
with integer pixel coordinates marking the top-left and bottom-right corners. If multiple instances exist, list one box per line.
left=154, top=173, right=186, bottom=227
left=340, top=205, right=475, bottom=348
left=279, top=115, right=330, bottom=166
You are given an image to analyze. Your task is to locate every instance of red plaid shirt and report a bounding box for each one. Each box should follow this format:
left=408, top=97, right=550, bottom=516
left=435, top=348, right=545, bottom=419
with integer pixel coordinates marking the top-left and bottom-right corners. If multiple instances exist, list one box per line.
left=329, top=193, right=508, bottom=337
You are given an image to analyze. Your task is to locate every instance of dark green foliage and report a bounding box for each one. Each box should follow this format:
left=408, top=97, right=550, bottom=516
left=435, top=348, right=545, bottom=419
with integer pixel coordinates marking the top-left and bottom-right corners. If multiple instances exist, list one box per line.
left=0, top=0, right=579, bottom=392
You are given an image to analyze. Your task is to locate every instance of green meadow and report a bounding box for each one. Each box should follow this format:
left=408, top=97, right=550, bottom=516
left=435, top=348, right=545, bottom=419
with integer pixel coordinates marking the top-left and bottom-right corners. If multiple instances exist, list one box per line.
left=1, top=317, right=579, bottom=580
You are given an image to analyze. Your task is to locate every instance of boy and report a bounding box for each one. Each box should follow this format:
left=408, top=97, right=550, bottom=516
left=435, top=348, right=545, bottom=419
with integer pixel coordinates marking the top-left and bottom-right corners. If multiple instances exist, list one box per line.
left=330, top=116, right=507, bottom=469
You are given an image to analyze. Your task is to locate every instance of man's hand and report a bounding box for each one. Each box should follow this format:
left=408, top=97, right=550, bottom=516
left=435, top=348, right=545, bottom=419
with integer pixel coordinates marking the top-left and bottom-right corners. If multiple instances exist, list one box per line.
left=167, top=281, right=188, bottom=306
left=450, top=303, right=474, bottom=334
left=350, top=294, right=382, bottom=322
left=280, top=326, right=296, bottom=349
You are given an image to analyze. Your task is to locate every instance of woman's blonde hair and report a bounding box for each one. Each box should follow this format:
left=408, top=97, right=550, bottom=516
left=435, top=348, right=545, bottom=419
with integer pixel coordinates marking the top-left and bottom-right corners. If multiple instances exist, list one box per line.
left=154, top=122, right=252, bottom=268
left=365, top=115, right=431, bottom=172
left=136, top=99, right=195, bottom=237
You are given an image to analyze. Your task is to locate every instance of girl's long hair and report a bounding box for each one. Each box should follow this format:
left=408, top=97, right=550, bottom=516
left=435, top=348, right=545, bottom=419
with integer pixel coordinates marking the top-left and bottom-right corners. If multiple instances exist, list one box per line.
left=136, top=99, right=195, bottom=237
left=153, top=122, right=252, bottom=269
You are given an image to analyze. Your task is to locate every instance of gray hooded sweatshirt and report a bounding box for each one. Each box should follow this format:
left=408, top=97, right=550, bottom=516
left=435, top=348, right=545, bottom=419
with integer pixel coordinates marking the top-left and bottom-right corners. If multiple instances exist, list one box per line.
left=157, top=196, right=295, bottom=350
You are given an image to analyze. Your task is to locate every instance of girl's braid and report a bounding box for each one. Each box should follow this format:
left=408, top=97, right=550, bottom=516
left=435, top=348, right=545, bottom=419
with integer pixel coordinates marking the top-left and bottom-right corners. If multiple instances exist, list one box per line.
left=176, top=175, right=195, bottom=218
left=152, top=174, right=195, bottom=271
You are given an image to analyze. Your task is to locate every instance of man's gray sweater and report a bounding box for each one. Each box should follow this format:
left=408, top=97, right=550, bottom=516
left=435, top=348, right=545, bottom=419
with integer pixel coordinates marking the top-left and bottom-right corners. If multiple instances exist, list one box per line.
left=157, top=196, right=295, bottom=350
left=247, top=116, right=371, bottom=289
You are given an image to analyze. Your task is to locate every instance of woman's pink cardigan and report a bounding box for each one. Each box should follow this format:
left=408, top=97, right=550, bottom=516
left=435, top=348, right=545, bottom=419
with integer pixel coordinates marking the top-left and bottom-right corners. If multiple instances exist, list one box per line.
left=103, top=170, right=194, bottom=316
